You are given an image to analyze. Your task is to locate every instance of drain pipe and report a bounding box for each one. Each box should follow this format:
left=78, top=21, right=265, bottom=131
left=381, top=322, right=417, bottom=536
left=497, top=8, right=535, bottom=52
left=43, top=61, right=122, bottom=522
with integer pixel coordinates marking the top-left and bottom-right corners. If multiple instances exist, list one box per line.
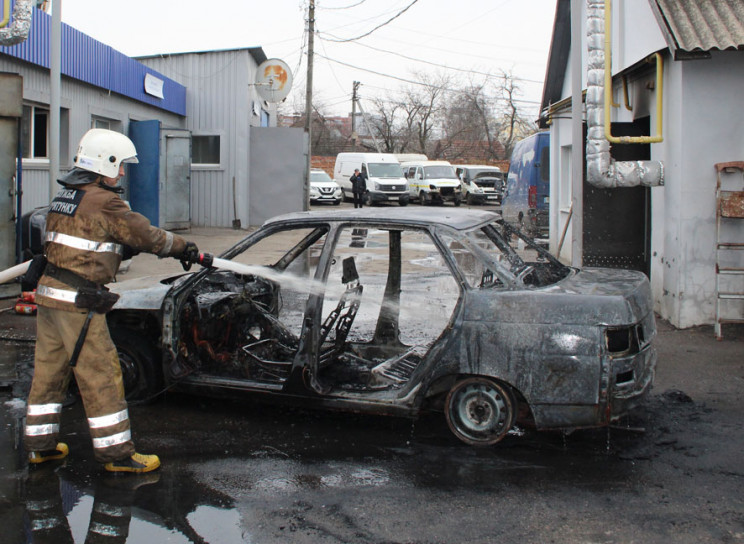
left=0, top=0, right=32, bottom=45
left=586, top=0, right=664, bottom=188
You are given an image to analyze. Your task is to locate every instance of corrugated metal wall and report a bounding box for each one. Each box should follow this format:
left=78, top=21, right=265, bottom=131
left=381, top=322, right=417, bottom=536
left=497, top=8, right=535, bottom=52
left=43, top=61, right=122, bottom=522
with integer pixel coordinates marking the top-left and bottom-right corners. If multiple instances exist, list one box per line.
left=0, top=3, right=185, bottom=115
left=0, top=58, right=184, bottom=213
left=140, top=50, right=259, bottom=228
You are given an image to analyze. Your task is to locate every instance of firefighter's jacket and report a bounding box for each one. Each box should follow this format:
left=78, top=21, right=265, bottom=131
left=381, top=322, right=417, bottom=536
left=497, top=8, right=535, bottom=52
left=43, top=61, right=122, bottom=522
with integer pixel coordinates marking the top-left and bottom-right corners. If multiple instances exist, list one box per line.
left=36, top=181, right=188, bottom=310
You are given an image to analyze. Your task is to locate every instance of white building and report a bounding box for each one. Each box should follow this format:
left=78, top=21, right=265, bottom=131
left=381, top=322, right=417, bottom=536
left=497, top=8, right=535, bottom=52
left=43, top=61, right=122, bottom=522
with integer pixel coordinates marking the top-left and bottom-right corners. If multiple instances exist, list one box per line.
left=539, top=0, right=744, bottom=329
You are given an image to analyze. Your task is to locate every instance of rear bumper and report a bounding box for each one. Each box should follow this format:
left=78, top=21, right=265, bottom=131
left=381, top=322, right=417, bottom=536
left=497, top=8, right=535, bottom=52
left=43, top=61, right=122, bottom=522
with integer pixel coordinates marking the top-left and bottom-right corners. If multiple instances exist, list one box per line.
left=530, top=344, right=657, bottom=430
left=609, top=345, right=657, bottom=420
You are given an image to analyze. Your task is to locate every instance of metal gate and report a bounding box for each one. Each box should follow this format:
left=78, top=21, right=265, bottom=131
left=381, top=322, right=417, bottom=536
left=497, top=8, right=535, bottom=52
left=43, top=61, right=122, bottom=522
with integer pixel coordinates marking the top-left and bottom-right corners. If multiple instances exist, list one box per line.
left=583, top=118, right=651, bottom=275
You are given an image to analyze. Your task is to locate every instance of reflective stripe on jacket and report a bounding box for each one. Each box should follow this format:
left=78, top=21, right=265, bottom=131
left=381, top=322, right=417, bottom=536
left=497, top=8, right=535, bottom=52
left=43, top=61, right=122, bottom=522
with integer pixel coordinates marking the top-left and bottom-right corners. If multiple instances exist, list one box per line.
left=37, top=182, right=187, bottom=310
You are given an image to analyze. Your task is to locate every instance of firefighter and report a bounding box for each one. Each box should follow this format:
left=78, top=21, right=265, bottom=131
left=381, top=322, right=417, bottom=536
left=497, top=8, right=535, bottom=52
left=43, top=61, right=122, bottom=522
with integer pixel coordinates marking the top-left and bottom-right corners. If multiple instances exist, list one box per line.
left=24, top=128, right=199, bottom=473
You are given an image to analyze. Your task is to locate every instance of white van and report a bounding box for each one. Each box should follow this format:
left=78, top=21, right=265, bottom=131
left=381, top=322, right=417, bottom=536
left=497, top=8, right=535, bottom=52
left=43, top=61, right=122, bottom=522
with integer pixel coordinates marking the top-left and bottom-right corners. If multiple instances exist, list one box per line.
left=400, top=160, right=462, bottom=206
left=453, top=164, right=506, bottom=205
left=334, top=153, right=410, bottom=206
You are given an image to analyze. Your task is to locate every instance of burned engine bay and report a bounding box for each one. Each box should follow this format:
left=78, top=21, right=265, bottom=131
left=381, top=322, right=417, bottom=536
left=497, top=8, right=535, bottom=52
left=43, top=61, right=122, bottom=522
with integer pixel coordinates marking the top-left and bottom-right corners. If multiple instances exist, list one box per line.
left=175, top=268, right=427, bottom=392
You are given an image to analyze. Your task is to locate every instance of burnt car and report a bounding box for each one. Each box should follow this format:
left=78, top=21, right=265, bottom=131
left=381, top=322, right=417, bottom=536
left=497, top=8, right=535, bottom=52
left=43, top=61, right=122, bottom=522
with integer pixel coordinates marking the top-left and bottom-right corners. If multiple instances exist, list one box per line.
left=107, top=208, right=656, bottom=446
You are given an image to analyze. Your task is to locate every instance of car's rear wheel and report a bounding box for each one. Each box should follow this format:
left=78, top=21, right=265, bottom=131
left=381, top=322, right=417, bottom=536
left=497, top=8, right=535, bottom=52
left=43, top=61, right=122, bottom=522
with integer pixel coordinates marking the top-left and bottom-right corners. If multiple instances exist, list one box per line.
left=110, top=328, right=163, bottom=404
left=445, top=377, right=515, bottom=446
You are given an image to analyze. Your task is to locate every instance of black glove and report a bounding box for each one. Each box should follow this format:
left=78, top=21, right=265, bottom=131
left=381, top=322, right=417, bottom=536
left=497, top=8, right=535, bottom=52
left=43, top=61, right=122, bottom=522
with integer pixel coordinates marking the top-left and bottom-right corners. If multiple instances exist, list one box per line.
left=122, top=244, right=140, bottom=261
left=179, top=241, right=200, bottom=271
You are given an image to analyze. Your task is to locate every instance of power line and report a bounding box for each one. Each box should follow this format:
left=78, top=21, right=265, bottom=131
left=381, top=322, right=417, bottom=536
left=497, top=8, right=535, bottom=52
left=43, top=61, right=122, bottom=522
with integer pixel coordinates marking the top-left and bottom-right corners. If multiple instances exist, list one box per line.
left=322, top=0, right=420, bottom=42
left=318, top=0, right=368, bottom=10
left=448, top=0, right=511, bottom=33
left=315, top=23, right=352, bottom=94
left=361, top=82, right=541, bottom=107
left=317, top=36, right=544, bottom=85
left=316, top=53, right=541, bottom=105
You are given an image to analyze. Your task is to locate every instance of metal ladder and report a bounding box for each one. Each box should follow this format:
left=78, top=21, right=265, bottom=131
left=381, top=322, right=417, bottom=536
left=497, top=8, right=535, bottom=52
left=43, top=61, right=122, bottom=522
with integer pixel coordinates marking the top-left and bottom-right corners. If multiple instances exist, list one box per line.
left=714, top=162, right=744, bottom=340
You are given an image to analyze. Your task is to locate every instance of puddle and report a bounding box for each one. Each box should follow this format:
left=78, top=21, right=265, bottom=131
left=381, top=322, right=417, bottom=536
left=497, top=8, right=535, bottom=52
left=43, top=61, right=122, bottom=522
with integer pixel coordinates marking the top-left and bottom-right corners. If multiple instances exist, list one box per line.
left=0, top=341, right=33, bottom=387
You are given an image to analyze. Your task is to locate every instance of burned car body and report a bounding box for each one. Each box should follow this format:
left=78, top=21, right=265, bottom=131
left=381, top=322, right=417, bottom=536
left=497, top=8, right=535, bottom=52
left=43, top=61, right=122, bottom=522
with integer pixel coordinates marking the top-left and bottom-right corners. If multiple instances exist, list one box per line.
left=108, top=208, right=656, bottom=446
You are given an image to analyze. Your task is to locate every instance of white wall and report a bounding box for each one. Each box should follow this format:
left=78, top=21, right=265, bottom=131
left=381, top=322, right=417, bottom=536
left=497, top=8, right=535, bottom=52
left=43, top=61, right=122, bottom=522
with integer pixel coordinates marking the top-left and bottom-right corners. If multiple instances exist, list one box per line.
left=658, top=51, right=744, bottom=327
left=549, top=3, right=744, bottom=328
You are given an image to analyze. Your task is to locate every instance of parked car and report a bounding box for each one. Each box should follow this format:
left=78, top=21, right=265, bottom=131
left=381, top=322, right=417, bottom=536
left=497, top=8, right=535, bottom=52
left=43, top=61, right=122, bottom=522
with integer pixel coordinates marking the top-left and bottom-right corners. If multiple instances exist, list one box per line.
left=454, top=164, right=506, bottom=205
left=20, top=206, right=49, bottom=260
left=105, top=208, right=656, bottom=446
left=309, top=169, right=342, bottom=205
left=401, top=160, right=462, bottom=206
left=502, top=132, right=550, bottom=237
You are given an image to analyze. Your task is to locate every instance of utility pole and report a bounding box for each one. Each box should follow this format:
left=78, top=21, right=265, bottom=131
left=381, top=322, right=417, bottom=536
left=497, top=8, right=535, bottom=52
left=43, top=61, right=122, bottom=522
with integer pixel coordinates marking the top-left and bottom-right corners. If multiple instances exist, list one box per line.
left=303, top=0, right=315, bottom=211
left=49, top=0, right=61, bottom=200
left=355, top=98, right=382, bottom=153
left=351, top=81, right=360, bottom=151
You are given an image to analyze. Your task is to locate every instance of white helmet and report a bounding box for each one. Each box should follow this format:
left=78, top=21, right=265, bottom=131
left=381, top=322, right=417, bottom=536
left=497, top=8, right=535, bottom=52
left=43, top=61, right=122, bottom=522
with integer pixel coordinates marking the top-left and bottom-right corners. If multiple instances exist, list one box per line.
left=74, top=128, right=139, bottom=178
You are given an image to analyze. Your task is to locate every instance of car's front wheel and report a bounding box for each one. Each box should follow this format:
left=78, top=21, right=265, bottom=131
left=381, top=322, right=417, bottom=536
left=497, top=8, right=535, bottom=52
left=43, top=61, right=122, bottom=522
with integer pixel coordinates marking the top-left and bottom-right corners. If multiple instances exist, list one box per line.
left=110, top=328, right=163, bottom=404
left=444, top=377, right=515, bottom=446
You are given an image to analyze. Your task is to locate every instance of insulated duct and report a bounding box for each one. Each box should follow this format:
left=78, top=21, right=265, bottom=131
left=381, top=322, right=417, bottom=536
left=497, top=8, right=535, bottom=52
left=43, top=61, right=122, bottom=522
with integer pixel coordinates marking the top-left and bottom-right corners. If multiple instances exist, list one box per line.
left=585, top=0, right=664, bottom=188
left=0, top=0, right=32, bottom=46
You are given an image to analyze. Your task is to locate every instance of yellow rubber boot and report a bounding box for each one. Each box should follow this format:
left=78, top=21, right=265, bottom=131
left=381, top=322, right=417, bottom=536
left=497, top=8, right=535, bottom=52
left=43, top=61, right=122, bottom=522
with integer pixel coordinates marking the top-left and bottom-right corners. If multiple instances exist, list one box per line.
left=104, top=452, right=160, bottom=473
left=28, top=442, right=69, bottom=464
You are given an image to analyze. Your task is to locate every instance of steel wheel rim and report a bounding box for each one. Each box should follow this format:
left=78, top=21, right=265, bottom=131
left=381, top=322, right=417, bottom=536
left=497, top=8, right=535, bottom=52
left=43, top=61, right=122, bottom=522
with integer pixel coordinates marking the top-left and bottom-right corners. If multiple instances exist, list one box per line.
left=446, top=379, right=512, bottom=445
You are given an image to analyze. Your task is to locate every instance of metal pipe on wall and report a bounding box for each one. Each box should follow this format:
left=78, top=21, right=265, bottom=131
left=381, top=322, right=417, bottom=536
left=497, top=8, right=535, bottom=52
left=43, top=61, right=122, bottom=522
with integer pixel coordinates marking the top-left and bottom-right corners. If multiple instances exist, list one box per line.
left=570, top=0, right=584, bottom=267
left=0, top=0, right=32, bottom=44
left=585, top=0, right=664, bottom=189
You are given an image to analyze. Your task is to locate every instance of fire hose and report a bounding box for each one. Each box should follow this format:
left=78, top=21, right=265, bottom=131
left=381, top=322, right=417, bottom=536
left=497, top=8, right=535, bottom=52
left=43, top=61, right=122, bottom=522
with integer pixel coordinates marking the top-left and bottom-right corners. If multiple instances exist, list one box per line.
left=0, top=254, right=259, bottom=285
left=0, top=260, right=30, bottom=285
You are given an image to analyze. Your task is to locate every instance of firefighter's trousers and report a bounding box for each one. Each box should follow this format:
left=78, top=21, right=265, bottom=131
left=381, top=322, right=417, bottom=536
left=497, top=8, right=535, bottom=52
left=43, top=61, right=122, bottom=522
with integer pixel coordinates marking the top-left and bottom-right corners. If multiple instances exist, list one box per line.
left=24, top=305, right=136, bottom=463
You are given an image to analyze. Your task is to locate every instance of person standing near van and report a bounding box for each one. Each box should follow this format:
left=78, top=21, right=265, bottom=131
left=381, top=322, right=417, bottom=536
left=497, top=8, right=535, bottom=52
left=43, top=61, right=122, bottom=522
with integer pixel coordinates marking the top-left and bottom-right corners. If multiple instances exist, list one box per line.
left=350, top=168, right=367, bottom=208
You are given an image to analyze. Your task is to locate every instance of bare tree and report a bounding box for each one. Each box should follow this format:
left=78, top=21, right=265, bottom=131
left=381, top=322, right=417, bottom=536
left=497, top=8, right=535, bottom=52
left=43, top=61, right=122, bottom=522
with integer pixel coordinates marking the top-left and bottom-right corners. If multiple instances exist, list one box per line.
left=402, top=71, right=450, bottom=156
left=366, top=96, right=402, bottom=153
left=277, top=91, right=349, bottom=155
left=437, top=71, right=535, bottom=162
left=493, top=70, right=535, bottom=158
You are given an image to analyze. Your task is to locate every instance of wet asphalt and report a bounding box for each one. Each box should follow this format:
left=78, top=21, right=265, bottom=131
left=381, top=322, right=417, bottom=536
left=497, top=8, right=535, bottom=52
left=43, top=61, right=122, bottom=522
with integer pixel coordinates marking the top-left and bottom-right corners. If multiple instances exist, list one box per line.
left=0, top=201, right=742, bottom=543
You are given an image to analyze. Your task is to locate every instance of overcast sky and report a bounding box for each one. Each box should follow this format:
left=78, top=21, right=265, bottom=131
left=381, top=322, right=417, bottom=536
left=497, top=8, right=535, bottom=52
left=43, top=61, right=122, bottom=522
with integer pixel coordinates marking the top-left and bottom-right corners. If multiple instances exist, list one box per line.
left=59, top=0, right=556, bottom=118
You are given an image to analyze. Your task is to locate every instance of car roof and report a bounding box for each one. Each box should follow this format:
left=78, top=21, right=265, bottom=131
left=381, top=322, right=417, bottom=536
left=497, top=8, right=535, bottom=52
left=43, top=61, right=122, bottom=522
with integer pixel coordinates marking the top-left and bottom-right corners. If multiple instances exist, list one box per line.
left=264, top=207, right=500, bottom=231
left=453, top=164, right=502, bottom=170
left=400, top=160, right=452, bottom=166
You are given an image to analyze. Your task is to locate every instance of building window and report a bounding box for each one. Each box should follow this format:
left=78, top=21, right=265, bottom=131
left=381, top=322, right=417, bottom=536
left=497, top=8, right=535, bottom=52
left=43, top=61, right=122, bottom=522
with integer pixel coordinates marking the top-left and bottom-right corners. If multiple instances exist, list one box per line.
left=192, top=135, right=220, bottom=165
left=92, top=117, right=111, bottom=130
left=21, top=105, right=49, bottom=159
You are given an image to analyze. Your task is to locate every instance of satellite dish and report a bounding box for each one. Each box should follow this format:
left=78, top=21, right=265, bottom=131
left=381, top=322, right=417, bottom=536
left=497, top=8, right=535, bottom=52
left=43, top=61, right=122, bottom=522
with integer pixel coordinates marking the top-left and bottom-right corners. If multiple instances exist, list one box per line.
left=255, top=58, right=293, bottom=103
